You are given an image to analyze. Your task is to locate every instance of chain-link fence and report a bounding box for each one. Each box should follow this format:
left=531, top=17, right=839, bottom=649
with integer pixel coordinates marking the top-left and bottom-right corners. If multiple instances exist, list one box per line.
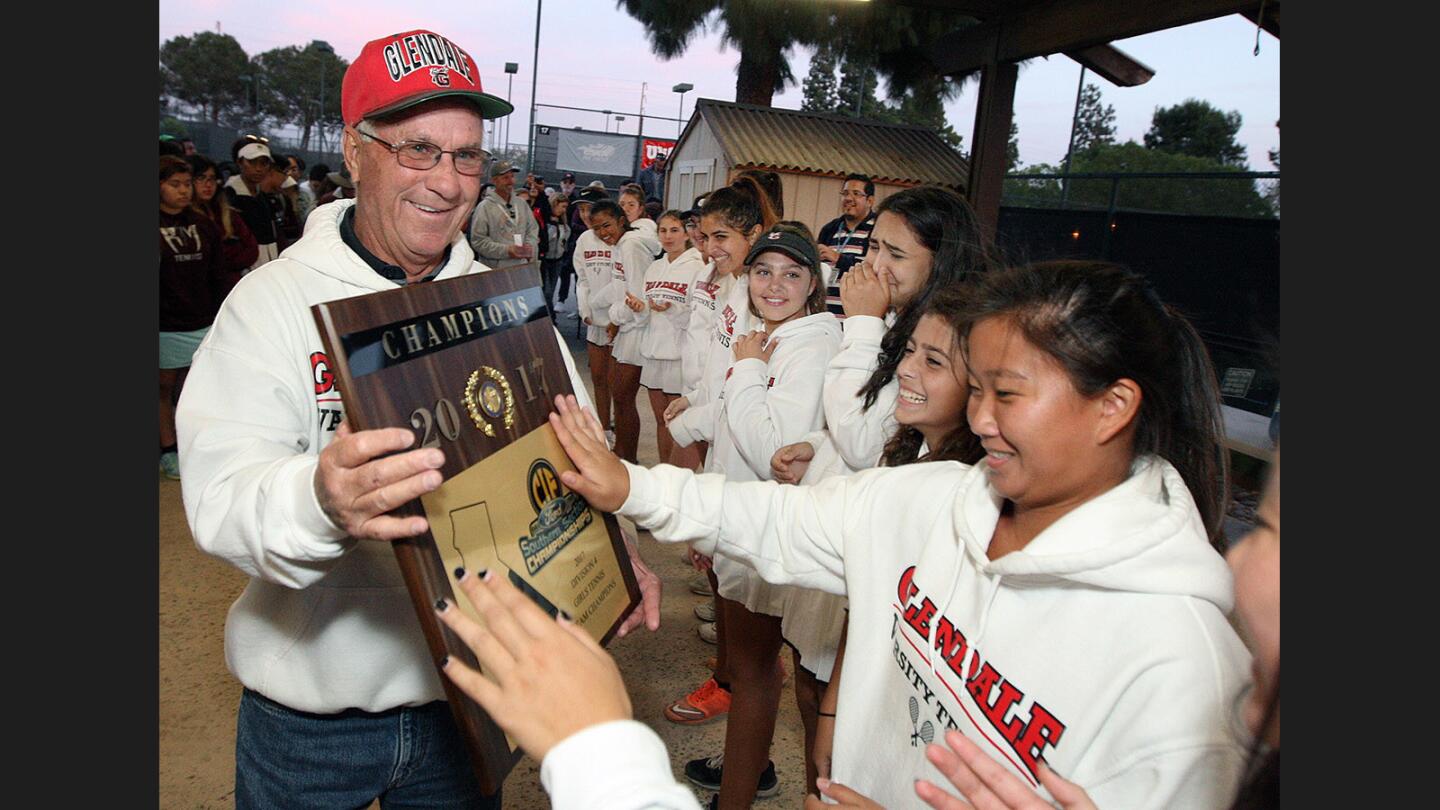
left=1003, top=170, right=1279, bottom=220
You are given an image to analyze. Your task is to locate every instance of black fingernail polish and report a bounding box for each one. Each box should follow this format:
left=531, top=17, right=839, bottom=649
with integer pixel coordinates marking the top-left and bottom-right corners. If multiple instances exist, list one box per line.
left=439, top=655, right=450, bottom=668
left=454, top=566, right=466, bottom=580
left=478, top=568, right=491, bottom=581
left=558, top=609, right=572, bottom=622
left=435, top=598, right=448, bottom=612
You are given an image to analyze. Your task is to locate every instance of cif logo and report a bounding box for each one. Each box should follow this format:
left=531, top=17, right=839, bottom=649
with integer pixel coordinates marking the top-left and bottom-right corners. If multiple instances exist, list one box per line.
left=528, top=459, right=563, bottom=513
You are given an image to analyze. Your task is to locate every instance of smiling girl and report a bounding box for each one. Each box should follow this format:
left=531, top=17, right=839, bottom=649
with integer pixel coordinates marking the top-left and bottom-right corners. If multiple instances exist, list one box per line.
left=826, top=186, right=995, bottom=471
left=552, top=259, right=1251, bottom=809
left=638, top=210, right=706, bottom=464
left=573, top=193, right=621, bottom=443
left=603, top=197, right=667, bottom=463
left=780, top=282, right=986, bottom=799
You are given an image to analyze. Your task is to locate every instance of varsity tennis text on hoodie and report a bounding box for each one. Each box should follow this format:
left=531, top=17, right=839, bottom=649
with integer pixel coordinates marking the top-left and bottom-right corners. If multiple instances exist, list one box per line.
left=616, top=455, right=1252, bottom=809
left=640, top=246, right=706, bottom=363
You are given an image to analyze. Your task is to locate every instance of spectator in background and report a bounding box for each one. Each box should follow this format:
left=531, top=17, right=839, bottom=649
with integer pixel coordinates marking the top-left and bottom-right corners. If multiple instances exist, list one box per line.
left=469, top=160, right=540, bottom=273
left=224, top=135, right=283, bottom=270
left=318, top=167, right=353, bottom=205
left=559, top=171, right=578, bottom=203
left=187, top=154, right=259, bottom=279
left=159, top=155, right=236, bottom=480
left=160, top=135, right=185, bottom=157
left=636, top=151, right=668, bottom=202
left=542, top=195, right=572, bottom=315
left=264, top=154, right=303, bottom=251
left=306, top=163, right=332, bottom=201
left=816, top=173, right=877, bottom=278
left=284, top=154, right=315, bottom=225
left=180, top=138, right=198, bottom=156
left=644, top=199, right=664, bottom=222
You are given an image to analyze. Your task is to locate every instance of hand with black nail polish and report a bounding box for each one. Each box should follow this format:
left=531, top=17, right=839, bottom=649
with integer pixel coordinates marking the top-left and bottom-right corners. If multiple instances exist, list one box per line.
left=433, top=561, right=632, bottom=762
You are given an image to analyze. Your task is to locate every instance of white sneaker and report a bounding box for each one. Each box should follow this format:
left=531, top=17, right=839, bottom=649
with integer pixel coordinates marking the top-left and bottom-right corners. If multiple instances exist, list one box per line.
left=697, top=621, right=718, bottom=644
left=693, top=601, right=716, bottom=622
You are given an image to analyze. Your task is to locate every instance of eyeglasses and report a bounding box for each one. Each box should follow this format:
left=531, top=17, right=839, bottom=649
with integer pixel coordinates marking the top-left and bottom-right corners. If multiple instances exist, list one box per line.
left=839, top=190, right=869, bottom=198
left=242, top=133, right=269, bottom=144
left=194, top=175, right=218, bottom=184
left=358, top=128, right=490, bottom=176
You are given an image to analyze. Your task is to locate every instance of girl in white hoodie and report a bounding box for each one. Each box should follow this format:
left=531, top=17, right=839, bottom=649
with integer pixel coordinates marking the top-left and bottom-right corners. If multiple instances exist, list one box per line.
left=591, top=200, right=658, bottom=463
left=823, top=186, right=996, bottom=472
left=551, top=259, right=1251, bottom=810
left=639, top=210, right=706, bottom=465
left=684, top=221, right=840, bottom=809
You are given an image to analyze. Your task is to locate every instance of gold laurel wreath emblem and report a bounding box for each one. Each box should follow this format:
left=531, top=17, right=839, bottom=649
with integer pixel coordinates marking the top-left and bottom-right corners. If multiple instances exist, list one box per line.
left=464, top=366, right=516, bottom=437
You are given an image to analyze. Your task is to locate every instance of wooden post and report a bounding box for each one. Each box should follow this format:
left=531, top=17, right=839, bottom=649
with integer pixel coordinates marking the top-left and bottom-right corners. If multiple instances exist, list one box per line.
left=967, top=61, right=1019, bottom=241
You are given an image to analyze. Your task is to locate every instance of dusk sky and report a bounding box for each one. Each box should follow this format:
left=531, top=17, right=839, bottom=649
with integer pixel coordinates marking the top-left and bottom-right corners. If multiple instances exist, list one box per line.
left=159, top=1, right=1280, bottom=171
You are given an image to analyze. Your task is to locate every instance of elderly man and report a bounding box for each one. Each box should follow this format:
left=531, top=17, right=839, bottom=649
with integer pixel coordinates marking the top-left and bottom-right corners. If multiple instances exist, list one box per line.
left=468, top=159, right=540, bottom=273
left=177, top=28, right=657, bottom=810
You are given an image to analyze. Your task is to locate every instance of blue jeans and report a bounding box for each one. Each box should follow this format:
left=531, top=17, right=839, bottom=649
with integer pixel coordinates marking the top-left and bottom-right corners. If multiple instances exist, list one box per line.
left=235, top=688, right=501, bottom=810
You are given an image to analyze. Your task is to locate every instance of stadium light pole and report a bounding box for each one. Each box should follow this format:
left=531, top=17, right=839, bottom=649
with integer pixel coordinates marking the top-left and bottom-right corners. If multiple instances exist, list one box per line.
left=672, top=82, right=693, bottom=139
left=503, top=62, right=519, bottom=155
left=313, top=41, right=334, bottom=154
left=525, top=0, right=543, bottom=174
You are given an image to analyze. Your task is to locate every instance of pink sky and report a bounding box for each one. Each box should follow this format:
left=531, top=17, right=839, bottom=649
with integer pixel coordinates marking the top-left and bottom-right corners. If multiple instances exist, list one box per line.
left=159, top=1, right=1279, bottom=170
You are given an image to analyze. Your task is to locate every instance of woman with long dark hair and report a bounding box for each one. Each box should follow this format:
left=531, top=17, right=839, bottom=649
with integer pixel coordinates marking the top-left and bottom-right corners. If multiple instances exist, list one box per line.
left=159, top=155, right=239, bottom=479
left=826, top=185, right=996, bottom=470
left=187, top=154, right=259, bottom=277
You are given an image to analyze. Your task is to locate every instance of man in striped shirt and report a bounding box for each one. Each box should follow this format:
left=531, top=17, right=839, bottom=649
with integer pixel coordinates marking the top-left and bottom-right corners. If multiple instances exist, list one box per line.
left=817, top=173, right=876, bottom=317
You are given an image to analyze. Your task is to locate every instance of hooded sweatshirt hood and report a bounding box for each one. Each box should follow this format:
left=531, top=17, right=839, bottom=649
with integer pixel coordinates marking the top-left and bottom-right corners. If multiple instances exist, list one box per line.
left=762, top=310, right=842, bottom=346
left=282, top=199, right=480, bottom=292
left=952, top=455, right=1233, bottom=608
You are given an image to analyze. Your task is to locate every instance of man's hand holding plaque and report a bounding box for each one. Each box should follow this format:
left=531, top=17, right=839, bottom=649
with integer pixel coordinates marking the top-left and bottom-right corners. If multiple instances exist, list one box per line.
left=314, top=421, right=445, bottom=540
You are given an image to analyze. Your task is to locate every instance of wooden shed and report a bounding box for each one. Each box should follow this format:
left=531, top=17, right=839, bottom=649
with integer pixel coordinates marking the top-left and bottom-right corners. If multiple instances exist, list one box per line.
left=665, top=99, right=970, bottom=238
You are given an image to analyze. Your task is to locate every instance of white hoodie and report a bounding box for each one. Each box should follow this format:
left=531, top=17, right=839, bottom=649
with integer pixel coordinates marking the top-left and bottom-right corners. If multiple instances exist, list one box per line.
left=176, top=199, right=594, bottom=714
left=618, top=455, right=1252, bottom=809
left=679, top=262, right=722, bottom=400
left=640, top=246, right=706, bottom=362
left=573, top=228, right=617, bottom=345
left=666, top=275, right=750, bottom=448
left=606, top=228, right=663, bottom=353
left=713, top=312, right=842, bottom=480
left=822, top=312, right=900, bottom=470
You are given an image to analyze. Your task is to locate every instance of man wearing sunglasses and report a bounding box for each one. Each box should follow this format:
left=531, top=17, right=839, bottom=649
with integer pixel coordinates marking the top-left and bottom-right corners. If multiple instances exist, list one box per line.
left=176, top=28, right=664, bottom=809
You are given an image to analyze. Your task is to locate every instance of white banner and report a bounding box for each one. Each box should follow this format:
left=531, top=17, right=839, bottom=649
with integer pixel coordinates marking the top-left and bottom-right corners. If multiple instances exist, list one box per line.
left=556, top=130, right=637, bottom=176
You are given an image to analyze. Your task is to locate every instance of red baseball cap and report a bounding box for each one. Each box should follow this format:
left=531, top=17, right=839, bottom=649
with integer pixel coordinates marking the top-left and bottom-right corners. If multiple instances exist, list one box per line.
left=341, top=29, right=513, bottom=126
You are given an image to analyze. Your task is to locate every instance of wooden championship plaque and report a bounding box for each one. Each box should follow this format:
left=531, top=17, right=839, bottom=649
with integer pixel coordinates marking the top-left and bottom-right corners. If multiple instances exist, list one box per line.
left=310, top=268, right=640, bottom=794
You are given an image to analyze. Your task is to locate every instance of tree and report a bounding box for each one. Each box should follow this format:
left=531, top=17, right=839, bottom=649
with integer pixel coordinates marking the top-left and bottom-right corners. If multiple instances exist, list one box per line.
left=1263, top=145, right=1280, bottom=213
left=1072, top=83, right=1116, bottom=154
left=1144, top=98, right=1247, bottom=167
left=617, top=0, right=979, bottom=107
left=160, top=32, right=251, bottom=124
left=800, top=43, right=840, bottom=112
left=837, top=46, right=881, bottom=117
left=1004, top=141, right=1274, bottom=218
left=252, top=41, right=348, bottom=150
left=1007, top=119, right=1021, bottom=172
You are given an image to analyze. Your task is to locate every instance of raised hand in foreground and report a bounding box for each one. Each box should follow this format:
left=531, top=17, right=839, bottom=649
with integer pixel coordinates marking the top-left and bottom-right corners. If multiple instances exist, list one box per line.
left=436, top=568, right=632, bottom=763
left=549, top=394, right=632, bottom=513
left=915, top=729, right=1098, bottom=810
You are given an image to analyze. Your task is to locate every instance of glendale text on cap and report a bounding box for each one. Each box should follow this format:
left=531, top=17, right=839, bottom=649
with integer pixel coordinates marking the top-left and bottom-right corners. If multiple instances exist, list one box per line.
left=341, top=29, right=514, bottom=125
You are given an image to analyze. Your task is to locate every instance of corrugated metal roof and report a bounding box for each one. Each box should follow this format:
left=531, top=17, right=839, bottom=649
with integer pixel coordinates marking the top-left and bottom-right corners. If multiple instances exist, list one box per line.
left=694, top=99, right=969, bottom=189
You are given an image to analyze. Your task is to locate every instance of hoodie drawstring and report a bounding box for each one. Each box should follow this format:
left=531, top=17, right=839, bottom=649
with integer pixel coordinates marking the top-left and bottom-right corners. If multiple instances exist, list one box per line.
left=927, top=553, right=1003, bottom=683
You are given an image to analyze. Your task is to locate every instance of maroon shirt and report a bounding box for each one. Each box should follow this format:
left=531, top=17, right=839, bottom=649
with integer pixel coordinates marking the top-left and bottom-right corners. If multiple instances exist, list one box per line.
left=160, top=208, right=237, bottom=331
